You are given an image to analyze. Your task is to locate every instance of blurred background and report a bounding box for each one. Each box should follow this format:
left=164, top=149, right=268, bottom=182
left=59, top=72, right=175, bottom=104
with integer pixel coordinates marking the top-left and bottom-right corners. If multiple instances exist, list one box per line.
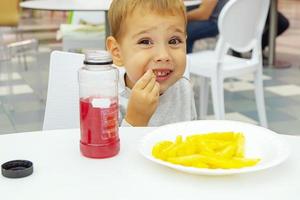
left=0, top=0, right=299, bottom=135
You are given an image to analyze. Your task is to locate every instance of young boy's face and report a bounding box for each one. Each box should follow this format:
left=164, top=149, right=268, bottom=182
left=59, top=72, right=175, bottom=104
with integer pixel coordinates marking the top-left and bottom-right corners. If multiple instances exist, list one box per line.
left=114, top=10, right=186, bottom=94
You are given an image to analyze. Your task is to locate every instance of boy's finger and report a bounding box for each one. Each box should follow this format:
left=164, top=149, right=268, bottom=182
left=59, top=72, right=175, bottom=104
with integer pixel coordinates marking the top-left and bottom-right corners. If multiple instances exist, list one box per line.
left=134, top=69, right=155, bottom=90
left=144, top=76, right=156, bottom=92
left=151, top=82, right=160, bottom=97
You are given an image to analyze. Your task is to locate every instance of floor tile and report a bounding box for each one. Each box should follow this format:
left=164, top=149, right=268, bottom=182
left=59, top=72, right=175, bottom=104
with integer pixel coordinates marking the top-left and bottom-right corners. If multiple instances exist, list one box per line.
left=265, top=96, right=300, bottom=111
left=0, top=114, right=15, bottom=133
left=15, top=122, right=43, bottom=133
left=278, top=76, right=300, bottom=85
left=243, top=109, right=296, bottom=123
left=278, top=105, right=300, bottom=120
left=236, top=74, right=272, bottom=82
left=206, top=112, right=258, bottom=125
left=269, top=120, right=300, bottom=135
left=10, top=101, right=44, bottom=113
left=238, top=90, right=278, bottom=100
left=265, top=84, right=300, bottom=96
left=11, top=56, right=36, bottom=64
left=289, top=95, right=300, bottom=103
left=0, top=84, right=34, bottom=96
left=226, top=98, right=258, bottom=112
left=9, top=110, right=44, bottom=125
left=263, top=79, right=287, bottom=87
left=0, top=73, right=22, bottom=81
left=223, top=81, right=255, bottom=92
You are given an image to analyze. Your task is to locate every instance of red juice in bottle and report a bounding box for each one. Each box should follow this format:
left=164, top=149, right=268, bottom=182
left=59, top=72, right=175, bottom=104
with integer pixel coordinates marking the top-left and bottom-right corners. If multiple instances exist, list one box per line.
left=80, top=97, right=120, bottom=158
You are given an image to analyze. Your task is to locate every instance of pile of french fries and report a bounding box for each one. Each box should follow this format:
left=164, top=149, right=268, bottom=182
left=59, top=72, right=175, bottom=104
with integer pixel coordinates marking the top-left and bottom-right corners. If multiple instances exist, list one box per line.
left=152, top=132, right=260, bottom=169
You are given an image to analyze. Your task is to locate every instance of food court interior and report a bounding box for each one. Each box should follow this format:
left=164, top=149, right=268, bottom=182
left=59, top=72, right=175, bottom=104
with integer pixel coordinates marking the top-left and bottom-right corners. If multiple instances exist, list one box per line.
left=0, top=0, right=300, bottom=135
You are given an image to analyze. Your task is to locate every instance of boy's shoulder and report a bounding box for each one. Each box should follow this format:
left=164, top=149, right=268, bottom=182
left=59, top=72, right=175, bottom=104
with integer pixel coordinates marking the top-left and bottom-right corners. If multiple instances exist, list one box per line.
left=173, top=76, right=193, bottom=89
left=165, top=76, right=193, bottom=96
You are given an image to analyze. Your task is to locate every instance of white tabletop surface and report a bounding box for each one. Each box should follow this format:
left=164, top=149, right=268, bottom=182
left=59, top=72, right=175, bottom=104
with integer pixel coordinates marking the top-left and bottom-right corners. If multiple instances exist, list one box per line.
left=20, top=0, right=201, bottom=11
left=0, top=127, right=299, bottom=200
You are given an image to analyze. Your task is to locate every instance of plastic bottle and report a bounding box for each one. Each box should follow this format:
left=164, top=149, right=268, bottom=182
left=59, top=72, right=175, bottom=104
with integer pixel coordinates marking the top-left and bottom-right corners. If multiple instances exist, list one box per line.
left=78, top=50, right=120, bottom=158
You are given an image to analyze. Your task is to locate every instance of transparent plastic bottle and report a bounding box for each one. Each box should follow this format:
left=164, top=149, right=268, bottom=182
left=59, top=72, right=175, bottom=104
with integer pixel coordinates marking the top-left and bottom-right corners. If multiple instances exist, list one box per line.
left=78, top=50, right=120, bottom=158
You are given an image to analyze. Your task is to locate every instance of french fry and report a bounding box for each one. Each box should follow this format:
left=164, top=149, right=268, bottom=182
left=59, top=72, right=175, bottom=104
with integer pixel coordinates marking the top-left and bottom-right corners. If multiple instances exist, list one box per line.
left=161, top=142, right=178, bottom=158
left=196, top=141, right=216, bottom=156
left=194, top=154, right=260, bottom=169
left=152, top=132, right=260, bottom=170
left=235, top=133, right=245, bottom=157
left=216, top=143, right=236, bottom=159
left=152, top=141, right=173, bottom=159
left=167, top=155, right=209, bottom=168
left=189, top=132, right=236, bottom=141
left=231, top=157, right=260, bottom=168
left=175, top=135, right=183, bottom=145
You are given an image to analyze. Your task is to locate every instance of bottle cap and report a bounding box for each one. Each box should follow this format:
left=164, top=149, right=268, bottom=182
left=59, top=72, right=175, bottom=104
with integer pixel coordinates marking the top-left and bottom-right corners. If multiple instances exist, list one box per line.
left=84, top=50, right=113, bottom=65
left=1, top=160, right=33, bottom=178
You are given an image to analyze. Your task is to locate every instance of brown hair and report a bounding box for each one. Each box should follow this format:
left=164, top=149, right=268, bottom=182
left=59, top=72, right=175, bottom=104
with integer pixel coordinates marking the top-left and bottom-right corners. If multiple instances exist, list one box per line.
left=108, top=0, right=187, bottom=40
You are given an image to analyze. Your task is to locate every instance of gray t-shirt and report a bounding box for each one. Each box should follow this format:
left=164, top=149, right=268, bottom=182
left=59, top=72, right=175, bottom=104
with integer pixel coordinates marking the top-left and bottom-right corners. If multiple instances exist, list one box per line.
left=117, top=68, right=197, bottom=126
left=210, top=0, right=229, bottom=22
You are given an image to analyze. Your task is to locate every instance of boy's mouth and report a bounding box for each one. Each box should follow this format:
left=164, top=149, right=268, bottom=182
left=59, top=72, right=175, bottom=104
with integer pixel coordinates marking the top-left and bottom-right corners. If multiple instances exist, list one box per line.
left=153, top=69, right=173, bottom=82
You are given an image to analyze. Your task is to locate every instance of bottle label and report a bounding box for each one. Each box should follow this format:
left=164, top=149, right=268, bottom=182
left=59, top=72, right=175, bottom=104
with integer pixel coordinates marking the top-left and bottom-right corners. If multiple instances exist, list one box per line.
left=92, top=98, right=111, bottom=108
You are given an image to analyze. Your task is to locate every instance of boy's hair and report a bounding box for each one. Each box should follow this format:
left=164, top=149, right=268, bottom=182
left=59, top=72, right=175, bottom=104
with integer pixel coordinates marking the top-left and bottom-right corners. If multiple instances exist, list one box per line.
left=108, top=0, right=187, bottom=41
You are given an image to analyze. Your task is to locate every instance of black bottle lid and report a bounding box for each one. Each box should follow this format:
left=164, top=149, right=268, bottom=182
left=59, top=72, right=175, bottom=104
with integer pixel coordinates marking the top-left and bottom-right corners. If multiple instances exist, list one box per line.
left=1, top=160, right=33, bottom=178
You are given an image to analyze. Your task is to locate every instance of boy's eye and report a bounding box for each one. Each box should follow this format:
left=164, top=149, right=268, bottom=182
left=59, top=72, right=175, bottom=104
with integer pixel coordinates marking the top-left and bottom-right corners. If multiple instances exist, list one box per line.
left=169, top=38, right=182, bottom=45
left=138, top=39, right=153, bottom=45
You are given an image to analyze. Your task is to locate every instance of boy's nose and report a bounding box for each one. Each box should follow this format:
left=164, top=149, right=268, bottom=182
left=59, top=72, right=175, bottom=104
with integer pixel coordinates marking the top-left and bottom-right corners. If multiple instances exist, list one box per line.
left=154, top=45, right=171, bottom=63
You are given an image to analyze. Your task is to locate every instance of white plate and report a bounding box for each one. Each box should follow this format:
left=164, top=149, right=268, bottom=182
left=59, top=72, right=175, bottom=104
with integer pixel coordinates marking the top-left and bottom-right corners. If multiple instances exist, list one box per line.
left=139, top=120, right=290, bottom=175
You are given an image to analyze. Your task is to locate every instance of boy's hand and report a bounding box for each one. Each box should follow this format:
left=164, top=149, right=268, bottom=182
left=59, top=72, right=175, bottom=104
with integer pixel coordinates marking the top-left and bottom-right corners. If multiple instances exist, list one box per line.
left=125, top=69, right=160, bottom=126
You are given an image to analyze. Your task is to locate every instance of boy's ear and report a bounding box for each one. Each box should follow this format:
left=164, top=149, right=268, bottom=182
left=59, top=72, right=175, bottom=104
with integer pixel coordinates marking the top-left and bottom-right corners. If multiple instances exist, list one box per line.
left=106, top=36, right=123, bottom=66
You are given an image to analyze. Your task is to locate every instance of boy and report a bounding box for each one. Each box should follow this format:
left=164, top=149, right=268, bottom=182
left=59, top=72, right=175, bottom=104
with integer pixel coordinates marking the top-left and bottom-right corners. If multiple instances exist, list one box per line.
left=106, top=0, right=197, bottom=126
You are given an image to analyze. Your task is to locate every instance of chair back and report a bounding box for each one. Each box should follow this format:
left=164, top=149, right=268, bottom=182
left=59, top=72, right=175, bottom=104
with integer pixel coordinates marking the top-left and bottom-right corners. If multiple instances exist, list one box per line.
left=43, top=51, right=85, bottom=130
left=0, top=0, right=20, bottom=26
left=216, top=0, right=270, bottom=54
left=183, top=55, right=190, bottom=79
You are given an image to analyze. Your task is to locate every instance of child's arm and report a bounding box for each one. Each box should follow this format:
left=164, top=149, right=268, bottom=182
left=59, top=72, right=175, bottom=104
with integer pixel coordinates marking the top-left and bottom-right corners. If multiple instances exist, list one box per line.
left=187, top=0, right=218, bottom=21
left=125, top=69, right=160, bottom=126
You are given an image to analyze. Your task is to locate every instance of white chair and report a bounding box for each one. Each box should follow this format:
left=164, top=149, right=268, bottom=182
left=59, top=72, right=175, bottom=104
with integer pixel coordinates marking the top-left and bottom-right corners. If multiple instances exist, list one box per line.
left=43, top=51, right=85, bottom=130
left=188, top=0, right=270, bottom=127
left=0, top=39, right=39, bottom=111
left=183, top=55, right=190, bottom=80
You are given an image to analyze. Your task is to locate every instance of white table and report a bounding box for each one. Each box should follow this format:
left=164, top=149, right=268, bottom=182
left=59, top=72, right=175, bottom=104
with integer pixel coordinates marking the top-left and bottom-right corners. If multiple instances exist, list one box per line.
left=20, top=0, right=201, bottom=10
left=0, top=127, right=299, bottom=200
left=20, top=0, right=202, bottom=39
